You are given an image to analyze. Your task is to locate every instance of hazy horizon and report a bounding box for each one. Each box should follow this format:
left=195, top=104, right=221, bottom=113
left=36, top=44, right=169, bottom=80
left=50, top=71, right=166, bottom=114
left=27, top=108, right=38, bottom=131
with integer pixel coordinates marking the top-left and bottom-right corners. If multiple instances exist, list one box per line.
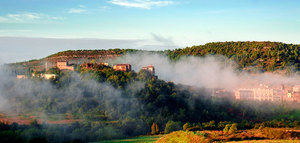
left=1, top=36, right=299, bottom=64
left=1, top=0, right=300, bottom=64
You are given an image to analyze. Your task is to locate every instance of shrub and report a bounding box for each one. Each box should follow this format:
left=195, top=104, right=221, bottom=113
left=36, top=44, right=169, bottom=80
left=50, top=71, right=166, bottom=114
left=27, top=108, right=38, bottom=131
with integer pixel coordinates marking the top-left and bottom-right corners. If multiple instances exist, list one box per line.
left=164, top=121, right=181, bottom=134
left=202, top=121, right=216, bottom=130
left=183, top=123, right=191, bottom=131
left=292, top=121, right=300, bottom=128
left=228, top=123, right=238, bottom=134
left=254, top=123, right=260, bottom=129
left=218, top=121, right=230, bottom=130
left=223, top=124, right=231, bottom=133
left=187, top=125, right=202, bottom=131
left=258, top=125, right=264, bottom=130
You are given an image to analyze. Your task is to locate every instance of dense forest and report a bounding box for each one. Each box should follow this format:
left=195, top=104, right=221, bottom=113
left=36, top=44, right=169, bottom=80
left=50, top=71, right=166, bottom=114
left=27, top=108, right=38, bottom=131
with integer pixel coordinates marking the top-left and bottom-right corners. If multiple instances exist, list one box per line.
left=0, top=63, right=299, bottom=142
left=165, top=41, right=299, bottom=72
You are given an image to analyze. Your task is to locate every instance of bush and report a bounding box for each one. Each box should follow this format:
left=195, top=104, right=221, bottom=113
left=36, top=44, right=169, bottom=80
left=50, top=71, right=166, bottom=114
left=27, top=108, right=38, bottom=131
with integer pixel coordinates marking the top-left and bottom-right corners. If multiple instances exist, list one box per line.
left=292, top=121, right=300, bottom=128
left=218, top=121, right=230, bottom=130
left=223, top=124, right=231, bottom=133
left=228, top=123, right=238, bottom=134
left=186, top=126, right=202, bottom=132
left=202, top=121, right=216, bottom=130
left=164, top=121, right=181, bottom=134
left=258, top=125, right=264, bottom=130
left=183, top=123, right=191, bottom=131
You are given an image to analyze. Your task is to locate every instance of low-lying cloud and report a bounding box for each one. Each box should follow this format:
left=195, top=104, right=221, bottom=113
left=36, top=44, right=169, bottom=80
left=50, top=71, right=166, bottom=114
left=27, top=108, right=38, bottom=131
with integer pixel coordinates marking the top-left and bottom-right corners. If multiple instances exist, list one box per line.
left=113, top=53, right=300, bottom=89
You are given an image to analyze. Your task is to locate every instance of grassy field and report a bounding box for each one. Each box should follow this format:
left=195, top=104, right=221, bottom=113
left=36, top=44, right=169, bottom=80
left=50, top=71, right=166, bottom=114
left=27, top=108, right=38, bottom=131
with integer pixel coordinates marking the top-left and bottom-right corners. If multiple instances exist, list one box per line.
left=97, top=128, right=300, bottom=143
left=155, top=128, right=300, bottom=143
left=98, top=135, right=162, bottom=143
left=98, top=135, right=300, bottom=143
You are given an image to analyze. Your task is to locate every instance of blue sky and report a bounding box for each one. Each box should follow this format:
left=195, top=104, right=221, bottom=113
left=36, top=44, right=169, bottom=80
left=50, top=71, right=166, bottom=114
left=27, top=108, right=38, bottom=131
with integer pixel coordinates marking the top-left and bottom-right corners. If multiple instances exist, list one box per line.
left=0, top=0, right=300, bottom=63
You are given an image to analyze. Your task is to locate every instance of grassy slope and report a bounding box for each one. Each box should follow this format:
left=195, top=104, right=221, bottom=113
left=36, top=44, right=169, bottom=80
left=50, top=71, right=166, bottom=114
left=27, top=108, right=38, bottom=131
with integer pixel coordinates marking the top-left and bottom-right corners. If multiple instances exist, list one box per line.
left=99, top=135, right=300, bottom=143
left=155, top=128, right=300, bottom=143
left=98, top=135, right=162, bottom=143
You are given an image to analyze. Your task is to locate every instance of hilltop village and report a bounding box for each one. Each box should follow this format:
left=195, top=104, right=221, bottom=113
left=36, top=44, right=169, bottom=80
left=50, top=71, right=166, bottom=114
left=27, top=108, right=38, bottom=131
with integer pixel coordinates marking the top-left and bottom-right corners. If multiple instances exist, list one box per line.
left=16, top=61, right=156, bottom=80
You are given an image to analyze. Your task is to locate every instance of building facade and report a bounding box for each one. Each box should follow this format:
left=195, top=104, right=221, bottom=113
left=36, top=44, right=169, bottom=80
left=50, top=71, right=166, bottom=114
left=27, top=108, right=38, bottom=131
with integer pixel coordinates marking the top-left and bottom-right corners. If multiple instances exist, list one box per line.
left=142, top=65, right=155, bottom=75
left=113, top=64, right=131, bottom=72
left=235, top=85, right=284, bottom=102
left=42, top=74, right=56, bottom=80
left=57, top=61, right=75, bottom=71
left=16, top=75, right=27, bottom=79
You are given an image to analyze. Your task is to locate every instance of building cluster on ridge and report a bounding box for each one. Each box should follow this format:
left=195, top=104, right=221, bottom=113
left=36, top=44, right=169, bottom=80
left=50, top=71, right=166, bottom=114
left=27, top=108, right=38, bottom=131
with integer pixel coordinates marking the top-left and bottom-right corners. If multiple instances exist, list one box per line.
left=213, top=83, right=300, bottom=103
left=16, top=61, right=156, bottom=80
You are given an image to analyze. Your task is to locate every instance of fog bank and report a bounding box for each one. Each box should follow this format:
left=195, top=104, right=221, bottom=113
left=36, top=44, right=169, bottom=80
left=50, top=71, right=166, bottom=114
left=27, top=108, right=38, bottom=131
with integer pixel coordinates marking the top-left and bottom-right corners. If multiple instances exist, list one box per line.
left=114, top=53, right=300, bottom=89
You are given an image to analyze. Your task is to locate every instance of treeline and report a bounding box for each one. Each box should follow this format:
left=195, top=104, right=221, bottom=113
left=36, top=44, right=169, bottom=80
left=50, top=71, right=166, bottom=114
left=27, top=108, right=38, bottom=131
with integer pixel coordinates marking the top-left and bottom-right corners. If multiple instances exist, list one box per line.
left=0, top=120, right=130, bottom=143
left=11, top=41, right=300, bottom=73
left=152, top=119, right=300, bottom=135
left=46, top=49, right=140, bottom=58
left=165, top=41, right=299, bottom=72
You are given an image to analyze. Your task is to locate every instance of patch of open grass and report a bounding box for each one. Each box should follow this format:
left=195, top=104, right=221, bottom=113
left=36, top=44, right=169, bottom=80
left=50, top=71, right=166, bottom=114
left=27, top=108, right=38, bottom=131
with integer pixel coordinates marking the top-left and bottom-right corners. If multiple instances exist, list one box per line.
left=156, top=131, right=210, bottom=143
left=98, top=135, right=162, bottom=143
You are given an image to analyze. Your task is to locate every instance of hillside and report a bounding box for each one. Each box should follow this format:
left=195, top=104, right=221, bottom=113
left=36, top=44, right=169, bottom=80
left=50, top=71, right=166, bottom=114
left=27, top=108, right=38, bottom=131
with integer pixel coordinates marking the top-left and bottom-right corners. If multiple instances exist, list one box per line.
left=166, top=41, right=299, bottom=72
left=1, top=42, right=300, bottom=142
left=10, top=49, right=139, bottom=72
left=11, top=41, right=300, bottom=73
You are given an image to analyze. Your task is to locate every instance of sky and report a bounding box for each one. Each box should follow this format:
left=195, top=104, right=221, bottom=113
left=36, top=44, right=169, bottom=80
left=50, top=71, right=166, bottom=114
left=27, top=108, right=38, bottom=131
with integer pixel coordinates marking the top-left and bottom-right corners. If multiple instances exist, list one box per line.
left=0, top=0, right=300, bottom=63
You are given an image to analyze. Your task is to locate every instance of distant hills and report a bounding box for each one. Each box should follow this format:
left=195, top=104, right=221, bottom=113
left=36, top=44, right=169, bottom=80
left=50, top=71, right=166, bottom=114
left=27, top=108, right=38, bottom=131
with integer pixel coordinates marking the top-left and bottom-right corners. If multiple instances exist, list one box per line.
left=166, top=41, right=299, bottom=73
left=10, top=41, right=300, bottom=73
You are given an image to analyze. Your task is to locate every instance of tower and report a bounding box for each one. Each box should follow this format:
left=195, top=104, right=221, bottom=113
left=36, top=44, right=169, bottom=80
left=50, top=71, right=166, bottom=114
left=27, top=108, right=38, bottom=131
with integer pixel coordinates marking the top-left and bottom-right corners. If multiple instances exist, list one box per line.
left=45, top=62, right=48, bottom=71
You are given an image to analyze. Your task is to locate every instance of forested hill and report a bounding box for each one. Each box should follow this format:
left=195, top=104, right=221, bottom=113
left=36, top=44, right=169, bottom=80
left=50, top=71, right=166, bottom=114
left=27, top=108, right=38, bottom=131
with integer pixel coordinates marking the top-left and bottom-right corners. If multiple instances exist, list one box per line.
left=12, top=41, right=299, bottom=73
left=166, top=41, right=299, bottom=72
left=11, top=49, right=140, bottom=71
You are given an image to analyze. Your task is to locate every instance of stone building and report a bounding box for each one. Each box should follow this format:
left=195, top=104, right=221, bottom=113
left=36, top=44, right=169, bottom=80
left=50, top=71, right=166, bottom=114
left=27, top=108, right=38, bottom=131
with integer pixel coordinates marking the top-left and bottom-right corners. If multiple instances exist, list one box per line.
left=113, top=64, right=131, bottom=72
left=16, top=75, right=27, bottom=79
left=57, top=61, right=75, bottom=71
left=42, top=74, right=56, bottom=80
left=292, top=85, right=300, bottom=102
left=234, top=84, right=284, bottom=102
left=142, top=65, right=155, bottom=75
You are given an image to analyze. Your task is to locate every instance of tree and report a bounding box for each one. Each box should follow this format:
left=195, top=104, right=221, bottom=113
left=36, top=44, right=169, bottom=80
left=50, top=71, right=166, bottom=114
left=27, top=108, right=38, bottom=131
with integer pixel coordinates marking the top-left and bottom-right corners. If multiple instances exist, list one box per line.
left=151, top=123, right=159, bottom=135
left=155, top=123, right=159, bottom=134
left=30, top=119, right=40, bottom=128
left=164, top=121, right=181, bottom=134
